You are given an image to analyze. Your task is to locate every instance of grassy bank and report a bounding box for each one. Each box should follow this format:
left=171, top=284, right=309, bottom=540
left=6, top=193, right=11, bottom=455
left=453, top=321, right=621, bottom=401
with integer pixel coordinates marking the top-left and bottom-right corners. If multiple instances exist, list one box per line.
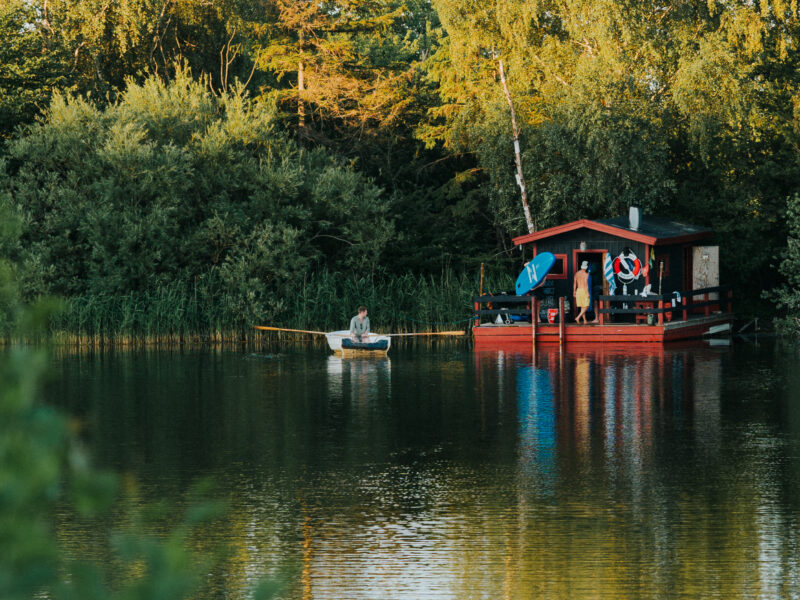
left=46, top=269, right=512, bottom=345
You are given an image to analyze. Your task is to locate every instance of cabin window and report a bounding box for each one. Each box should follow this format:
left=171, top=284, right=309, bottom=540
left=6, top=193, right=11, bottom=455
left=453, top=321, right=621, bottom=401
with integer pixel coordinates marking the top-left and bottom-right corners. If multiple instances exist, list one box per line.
left=654, top=255, right=670, bottom=277
left=546, top=254, right=568, bottom=279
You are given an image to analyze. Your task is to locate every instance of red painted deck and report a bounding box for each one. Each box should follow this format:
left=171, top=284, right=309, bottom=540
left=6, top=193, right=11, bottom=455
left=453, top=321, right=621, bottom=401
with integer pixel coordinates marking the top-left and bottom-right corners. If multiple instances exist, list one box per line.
left=472, top=313, right=733, bottom=345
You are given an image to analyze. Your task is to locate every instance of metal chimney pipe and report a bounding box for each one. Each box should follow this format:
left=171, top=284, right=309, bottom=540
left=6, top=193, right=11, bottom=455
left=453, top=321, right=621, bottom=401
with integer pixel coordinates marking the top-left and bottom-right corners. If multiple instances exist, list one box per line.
left=629, top=206, right=641, bottom=230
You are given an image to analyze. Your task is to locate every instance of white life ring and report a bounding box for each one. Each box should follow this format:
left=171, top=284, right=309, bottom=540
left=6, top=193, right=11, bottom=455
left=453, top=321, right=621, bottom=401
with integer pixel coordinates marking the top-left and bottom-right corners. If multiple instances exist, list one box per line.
left=613, top=248, right=642, bottom=284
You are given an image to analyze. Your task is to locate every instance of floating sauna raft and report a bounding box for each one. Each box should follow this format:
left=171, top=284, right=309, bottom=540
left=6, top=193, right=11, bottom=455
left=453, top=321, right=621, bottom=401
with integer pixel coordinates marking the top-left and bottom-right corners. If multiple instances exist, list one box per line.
left=473, top=293, right=734, bottom=345
left=474, top=210, right=734, bottom=346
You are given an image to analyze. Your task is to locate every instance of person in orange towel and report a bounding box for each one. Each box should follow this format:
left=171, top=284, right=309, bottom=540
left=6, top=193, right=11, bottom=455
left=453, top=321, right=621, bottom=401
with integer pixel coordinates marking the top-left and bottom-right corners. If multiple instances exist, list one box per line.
left=573, top=261, right=590, bottom=324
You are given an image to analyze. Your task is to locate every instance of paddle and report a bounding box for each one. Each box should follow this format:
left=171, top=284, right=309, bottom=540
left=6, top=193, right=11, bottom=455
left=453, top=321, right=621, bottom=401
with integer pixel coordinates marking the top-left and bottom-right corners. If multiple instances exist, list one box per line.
left=253, top=326, right=327, bottom=335
left=254, top=326, right=465, bottom=337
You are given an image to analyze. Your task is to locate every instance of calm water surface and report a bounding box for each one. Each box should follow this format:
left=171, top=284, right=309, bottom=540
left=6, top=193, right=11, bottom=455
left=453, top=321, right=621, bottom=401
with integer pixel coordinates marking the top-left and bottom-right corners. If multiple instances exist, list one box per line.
left=47, top=340, right=800, bottom=599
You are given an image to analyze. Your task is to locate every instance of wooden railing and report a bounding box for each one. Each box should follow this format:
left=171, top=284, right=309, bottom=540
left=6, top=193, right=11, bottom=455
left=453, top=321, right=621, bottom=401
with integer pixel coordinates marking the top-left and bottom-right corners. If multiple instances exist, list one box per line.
left=472, top=294, right=535, bottom=320
left=474, top=285, right=732, bottom=328
left=596, top=285, right=732, bottom=325
left=472, top=294, right=566, bottom=342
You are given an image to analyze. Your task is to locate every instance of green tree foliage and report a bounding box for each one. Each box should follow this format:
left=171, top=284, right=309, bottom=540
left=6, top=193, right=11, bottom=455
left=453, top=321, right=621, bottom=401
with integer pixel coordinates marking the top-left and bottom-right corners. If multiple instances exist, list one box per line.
left=1, top=70, right=393, bottom=330
left=0, top=1, right=70, bottom=138
left=0, top=193, right=22, bottom=334
left=1, top=0, right=798, bottom=324
left=36, top=0, right=262, bottom=96
left=768, top=195, right=800, bottom=336
left=1, top=0, right=493, bottom=281
left=0, top=0, right=265, bottom=136
left=248, top=0, right=478, bottom=272
left=251, top=0, right=407, bottom=131
left=422, top=0, right=687, bottom=232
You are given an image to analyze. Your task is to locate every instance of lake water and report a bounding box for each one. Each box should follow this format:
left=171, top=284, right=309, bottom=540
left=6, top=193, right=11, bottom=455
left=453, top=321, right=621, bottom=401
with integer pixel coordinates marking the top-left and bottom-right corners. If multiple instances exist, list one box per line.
left=47, top=339, right=800, bottom=599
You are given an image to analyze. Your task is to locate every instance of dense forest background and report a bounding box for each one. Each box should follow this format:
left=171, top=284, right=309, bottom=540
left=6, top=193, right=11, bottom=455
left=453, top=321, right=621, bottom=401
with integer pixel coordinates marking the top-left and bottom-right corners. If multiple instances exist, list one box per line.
left=1, top=0, right=798, bottom=338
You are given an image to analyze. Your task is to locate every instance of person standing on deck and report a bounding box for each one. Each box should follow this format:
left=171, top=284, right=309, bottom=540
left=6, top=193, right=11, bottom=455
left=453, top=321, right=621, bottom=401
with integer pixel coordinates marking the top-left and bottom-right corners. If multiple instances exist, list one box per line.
left=573, top=261, right=590, bottom=324
left=350, top=306, right=370, bottom=342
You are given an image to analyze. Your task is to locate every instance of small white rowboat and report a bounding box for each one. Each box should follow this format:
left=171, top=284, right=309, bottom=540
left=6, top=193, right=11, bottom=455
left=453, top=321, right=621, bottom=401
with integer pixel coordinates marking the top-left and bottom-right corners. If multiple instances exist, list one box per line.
left=254, top=326, right=463, bottom=356
left=325, top=330, right=392, bottom=355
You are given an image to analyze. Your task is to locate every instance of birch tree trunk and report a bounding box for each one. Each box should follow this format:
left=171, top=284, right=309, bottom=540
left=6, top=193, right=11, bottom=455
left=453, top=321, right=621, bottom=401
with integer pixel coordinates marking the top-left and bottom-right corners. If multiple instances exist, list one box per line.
left=498, top=59, right=534, bottom=233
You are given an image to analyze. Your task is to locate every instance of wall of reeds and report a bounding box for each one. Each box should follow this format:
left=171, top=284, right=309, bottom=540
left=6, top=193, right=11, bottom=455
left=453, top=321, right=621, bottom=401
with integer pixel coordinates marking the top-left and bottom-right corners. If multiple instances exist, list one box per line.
left=46, top=269, right=513, bottom=345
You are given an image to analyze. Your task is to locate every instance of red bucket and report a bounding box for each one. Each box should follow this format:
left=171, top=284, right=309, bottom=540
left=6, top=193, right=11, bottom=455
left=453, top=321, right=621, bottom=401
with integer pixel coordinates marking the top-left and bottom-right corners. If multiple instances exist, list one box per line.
left=547, top=308, right=559, bottom=324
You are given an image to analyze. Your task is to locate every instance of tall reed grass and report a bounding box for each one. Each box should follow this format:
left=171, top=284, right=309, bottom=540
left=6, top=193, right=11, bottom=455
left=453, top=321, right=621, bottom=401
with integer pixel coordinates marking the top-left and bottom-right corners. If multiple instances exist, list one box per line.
left=48, top=269, right=514, bottom=345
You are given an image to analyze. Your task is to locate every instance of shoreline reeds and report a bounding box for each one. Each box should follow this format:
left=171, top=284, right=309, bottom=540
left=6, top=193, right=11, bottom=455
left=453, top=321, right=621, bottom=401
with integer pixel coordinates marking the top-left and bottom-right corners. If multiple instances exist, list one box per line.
left=31, top=269, right=512, bottom=347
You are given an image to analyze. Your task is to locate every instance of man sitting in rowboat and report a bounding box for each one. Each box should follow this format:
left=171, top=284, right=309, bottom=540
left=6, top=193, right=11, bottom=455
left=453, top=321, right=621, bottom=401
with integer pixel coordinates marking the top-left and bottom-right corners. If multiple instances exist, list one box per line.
left=349, top=306, right=370, bottom=342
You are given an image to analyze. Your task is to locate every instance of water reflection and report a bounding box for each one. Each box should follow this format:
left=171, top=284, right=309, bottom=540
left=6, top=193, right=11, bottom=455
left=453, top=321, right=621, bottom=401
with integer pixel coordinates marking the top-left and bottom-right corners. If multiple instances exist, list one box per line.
left=477, top=344, right=726, bottom=496
left=326, top=355, right=392, bottom=404
left=516, top=364, right=556, bottom=495
left=47, top=342, right=800, bottom=599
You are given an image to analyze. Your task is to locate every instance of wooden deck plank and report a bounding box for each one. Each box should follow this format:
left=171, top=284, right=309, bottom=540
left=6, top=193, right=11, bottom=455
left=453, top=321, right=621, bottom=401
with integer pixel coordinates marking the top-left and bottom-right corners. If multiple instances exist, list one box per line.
left=473, top=312, right=733, bottom=344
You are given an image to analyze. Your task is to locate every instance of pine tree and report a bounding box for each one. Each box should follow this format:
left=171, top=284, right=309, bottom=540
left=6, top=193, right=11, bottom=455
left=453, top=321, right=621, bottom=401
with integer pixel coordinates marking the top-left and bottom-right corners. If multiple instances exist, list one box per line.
left=252, top=0, right=408, bottom=135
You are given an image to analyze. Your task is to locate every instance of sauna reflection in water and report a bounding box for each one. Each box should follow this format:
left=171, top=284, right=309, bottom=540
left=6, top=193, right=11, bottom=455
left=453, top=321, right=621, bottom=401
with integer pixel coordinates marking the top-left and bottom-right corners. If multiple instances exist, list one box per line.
left=47, top=342, right=800, bottom=599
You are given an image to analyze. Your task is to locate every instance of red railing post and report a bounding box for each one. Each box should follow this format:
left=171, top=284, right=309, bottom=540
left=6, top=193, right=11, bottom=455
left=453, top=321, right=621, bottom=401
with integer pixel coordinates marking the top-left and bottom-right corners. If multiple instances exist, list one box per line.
left=531, top=297, right=538, bottom=345
left=474, top=301, right=480, bottom=327
left=658, top=300, right=664, bottom=325
left=682, top=296, right=688, bottom=321
left=599, top=299, right=605, bottom=325
left=559, top=296, right=566, bottom=345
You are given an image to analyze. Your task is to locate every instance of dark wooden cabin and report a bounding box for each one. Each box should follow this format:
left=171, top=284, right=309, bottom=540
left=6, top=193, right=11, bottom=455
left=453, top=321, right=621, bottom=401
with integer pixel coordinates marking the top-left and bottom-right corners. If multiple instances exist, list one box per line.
left=512, top=208, right=715, bottom=300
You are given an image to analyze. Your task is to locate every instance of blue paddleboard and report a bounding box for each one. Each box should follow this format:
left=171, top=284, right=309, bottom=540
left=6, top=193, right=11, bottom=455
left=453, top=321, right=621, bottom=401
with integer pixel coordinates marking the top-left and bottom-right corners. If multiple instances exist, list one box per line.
left=515, top=252, right=557, bottom=295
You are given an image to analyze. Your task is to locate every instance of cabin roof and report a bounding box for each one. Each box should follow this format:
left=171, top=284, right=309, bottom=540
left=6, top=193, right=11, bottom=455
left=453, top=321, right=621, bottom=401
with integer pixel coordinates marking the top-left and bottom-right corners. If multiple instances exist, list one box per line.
left=512, top=215, right=713, bottom=247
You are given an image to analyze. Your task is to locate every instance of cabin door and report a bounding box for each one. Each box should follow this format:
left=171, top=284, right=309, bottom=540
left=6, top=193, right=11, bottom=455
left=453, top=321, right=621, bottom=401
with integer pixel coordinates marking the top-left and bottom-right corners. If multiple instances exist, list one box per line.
left=682, top=246, right=693, bottom=292
left=693, top=246, right=719, bottom=300
left=573, top=249, right=608, bottom=295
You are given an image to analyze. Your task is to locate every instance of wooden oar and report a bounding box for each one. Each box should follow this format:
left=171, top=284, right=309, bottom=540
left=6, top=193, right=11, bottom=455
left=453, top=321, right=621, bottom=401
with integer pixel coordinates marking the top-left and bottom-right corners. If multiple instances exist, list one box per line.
left=385, top=331, right=466, bottom=337
left=254, top=326, right=328, bottom=335
left=255, top=326, right=466, bottom=337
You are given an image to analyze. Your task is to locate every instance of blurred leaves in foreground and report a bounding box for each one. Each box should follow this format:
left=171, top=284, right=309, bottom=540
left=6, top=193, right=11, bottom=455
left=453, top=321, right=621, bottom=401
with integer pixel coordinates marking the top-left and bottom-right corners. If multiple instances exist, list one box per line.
left=0, top=348, right=284, bottom=600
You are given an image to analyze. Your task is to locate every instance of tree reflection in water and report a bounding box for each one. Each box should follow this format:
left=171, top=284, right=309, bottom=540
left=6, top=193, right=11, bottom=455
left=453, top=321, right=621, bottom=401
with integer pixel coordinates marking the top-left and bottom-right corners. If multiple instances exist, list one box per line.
left=47, top=342, right=800, bottom=599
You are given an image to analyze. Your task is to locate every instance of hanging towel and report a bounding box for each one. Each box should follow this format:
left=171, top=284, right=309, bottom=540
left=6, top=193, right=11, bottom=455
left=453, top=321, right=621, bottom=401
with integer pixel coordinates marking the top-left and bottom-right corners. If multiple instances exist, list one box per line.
left=603, top=252, right=617, bottom=293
